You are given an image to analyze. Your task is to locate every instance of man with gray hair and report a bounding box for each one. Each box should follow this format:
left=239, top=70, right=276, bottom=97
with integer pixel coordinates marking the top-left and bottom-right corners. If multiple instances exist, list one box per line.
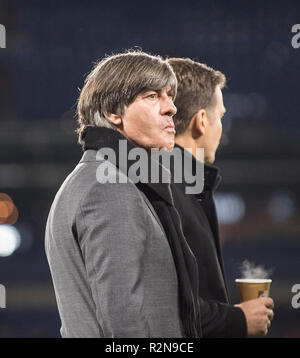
left=45, top=51, right=202, bottom=338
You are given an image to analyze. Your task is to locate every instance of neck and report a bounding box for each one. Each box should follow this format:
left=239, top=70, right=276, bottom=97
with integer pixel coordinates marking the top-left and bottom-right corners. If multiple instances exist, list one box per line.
left=175, top=135, right=204, bottom=163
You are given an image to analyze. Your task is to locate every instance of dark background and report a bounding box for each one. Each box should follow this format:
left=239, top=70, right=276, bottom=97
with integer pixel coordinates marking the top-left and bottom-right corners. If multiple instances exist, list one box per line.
left=0, top=0, right=300, bottom=338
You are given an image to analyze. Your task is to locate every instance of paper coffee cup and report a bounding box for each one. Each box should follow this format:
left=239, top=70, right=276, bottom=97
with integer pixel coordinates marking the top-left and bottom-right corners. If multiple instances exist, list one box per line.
left=235, top=278, right=272, bottom=302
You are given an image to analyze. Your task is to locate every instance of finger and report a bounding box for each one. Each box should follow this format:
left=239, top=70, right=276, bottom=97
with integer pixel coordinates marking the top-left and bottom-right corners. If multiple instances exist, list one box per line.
left=261, top=297, right=274, bottom=309
left=267, top=309, right=274, bottom=321
left=262, top=320, right=271, bottom=336
left=262, top=328, right=268, bottom=336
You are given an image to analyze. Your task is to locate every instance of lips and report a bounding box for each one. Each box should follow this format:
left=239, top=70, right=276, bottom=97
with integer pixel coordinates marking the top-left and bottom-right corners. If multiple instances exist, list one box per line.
left=164, top=123, right=176, bottom=133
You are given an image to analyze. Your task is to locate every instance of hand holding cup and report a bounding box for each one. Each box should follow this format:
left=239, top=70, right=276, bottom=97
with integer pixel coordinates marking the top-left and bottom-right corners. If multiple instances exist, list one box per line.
left=235, top=278, right=274, bottom=337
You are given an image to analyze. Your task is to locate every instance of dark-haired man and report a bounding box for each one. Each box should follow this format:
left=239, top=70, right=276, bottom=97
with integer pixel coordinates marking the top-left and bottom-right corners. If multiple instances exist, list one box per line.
left=45, top=51, right=202, bottom=338
left=167, top=57, right=274, bottom=338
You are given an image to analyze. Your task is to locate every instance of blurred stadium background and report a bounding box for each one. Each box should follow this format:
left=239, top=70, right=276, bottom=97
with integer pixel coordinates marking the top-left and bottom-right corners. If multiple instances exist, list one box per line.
left=0, top=0, right=300, bottom=338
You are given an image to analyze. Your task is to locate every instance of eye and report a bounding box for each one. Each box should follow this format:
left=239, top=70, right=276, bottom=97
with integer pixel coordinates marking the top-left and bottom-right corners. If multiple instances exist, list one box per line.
left=146, top=92, right=158, bottom=99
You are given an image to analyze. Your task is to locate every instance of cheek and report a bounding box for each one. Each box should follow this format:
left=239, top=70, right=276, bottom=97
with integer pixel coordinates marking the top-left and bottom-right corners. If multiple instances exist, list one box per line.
left=123, top=108, right=148, bottom=134
left=216, top=119, right=222, bottom=136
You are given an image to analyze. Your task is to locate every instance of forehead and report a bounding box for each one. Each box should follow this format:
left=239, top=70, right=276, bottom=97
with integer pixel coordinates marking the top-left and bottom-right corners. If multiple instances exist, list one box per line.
left=213, top=85, right=225, bottom=110
left=214, top=85, right=223, bottom=100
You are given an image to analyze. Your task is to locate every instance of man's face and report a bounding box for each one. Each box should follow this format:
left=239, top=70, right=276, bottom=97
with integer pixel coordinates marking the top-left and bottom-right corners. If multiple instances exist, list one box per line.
left=119, top=86, right=177, bottom=151
left=203, top=85, right=226, bottom=163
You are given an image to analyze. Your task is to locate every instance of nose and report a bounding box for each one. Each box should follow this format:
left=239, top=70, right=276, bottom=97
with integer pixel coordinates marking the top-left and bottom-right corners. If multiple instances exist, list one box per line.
left=160, top=96, right=177, bottom=117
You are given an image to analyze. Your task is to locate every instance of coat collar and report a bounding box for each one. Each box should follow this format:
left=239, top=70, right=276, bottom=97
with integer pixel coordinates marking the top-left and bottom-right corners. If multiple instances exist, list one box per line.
left=81, top=126, right=174, bottom=206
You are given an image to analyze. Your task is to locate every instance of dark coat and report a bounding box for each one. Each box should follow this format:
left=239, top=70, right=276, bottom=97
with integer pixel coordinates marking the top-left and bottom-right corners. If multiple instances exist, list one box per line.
left=170, top=144, right=247, bottom=338
left=45, top=131, right=184, bottom=338
left=65, top=127, right=203, bottom=337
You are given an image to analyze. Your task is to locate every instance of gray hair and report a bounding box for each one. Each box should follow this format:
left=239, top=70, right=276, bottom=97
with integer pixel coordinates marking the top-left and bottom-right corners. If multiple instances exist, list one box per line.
left=76, top=50, right=177, bottom=143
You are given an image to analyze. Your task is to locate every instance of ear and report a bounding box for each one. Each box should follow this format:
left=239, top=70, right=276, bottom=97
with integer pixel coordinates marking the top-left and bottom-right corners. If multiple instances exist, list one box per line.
left=193, top=108, right=208, bottom=136
left=105, top=113, right=122, bottom=126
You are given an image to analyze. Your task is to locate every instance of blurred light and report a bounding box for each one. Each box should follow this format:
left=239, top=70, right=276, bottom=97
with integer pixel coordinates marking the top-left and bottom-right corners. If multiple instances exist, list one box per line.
left=0, top=200, right=14, bottom=218
left=0, top=193, right=18, bottom=225
left=215, top=192, right=246, bottom=224
left=268, top=191, right=295, bottom=222
left=0, top=225, right=21, bottom=257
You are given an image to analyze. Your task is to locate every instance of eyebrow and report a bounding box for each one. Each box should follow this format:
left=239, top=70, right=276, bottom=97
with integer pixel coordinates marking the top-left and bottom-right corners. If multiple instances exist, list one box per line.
left=141, top=89, right=158, bottom=95
left=142, top=88, right=175, bottom=98
left=155, top=88, right=172, bottom=95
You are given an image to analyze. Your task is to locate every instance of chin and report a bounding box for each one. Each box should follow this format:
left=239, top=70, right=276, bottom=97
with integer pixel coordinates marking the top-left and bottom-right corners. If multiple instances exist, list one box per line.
left=204, top=155, right=215, bottom=164
left=162, top=139, right=175, bottom=152
left=145, top=139, right=174, bottom=152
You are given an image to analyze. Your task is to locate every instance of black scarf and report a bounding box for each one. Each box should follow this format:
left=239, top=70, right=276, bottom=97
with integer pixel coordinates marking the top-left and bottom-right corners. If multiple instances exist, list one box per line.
left=81, top=126, right=202, bottom=338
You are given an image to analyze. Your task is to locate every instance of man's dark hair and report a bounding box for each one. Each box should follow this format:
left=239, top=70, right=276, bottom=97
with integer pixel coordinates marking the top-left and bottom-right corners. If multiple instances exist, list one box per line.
left=167, top=58, right=226, bottom=136
left=76, top=50, right=177, bottom=144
